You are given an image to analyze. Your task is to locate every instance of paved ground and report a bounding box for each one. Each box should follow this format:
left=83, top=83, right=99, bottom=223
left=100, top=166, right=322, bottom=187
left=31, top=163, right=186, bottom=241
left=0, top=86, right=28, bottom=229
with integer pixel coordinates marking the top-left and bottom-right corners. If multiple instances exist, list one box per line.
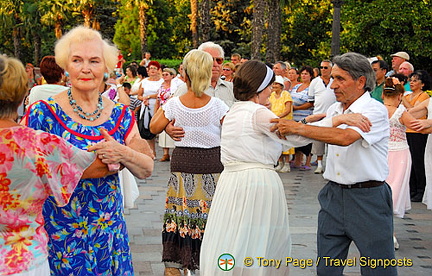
left=124, top=152, right=432, bottom=276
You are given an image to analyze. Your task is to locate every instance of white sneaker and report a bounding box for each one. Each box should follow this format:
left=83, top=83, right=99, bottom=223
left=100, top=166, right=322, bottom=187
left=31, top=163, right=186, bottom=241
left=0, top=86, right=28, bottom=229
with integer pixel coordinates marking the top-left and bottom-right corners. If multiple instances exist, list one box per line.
left=314, top=166, right=323, bottom=174
left=393, top=236, right=399, bottom=250
left=275, top=161, right=284, bottom=172
left=279, top=164, right=291, bottom=173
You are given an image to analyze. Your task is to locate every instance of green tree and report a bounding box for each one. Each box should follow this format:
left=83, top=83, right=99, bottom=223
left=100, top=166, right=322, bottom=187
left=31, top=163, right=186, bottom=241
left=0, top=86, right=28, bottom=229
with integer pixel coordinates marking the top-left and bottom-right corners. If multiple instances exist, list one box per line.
left=282, top=0, right=333, bottom=66
left=210, top=0, right=251, bottom=57
left=39, top=0, right=73, bottom=39
left=0, top=0, right=25, bottom=59
left=121, top=0, right=153, bottom=57
left=341, top=0, right=432, bottom=72
left=114, top=0, right=179, bottom=61
left=23, top=1, right=43, bottom=64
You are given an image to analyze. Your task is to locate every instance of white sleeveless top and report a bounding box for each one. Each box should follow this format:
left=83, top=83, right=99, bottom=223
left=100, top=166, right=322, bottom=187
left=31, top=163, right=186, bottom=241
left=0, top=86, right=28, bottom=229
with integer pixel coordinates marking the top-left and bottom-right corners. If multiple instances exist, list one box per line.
left=388, top=104, right=409, bottom=151
left=163, top=97, right=229, bottom=148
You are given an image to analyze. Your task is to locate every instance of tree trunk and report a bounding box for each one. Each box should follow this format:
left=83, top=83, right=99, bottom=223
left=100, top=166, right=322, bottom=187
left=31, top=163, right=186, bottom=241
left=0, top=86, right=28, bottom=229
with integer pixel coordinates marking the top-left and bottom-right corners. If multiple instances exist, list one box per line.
left=54, top=21, right=63, bottom=39
left=33, top=32, right=41, bottom=66
left=82, top=7, right=93, bottom=28
left=251, top=0, right=266, bottom=60
left=199, top=0, right=210, bottom=44
left=12, top=14, right=22, bottom=59
left=139, top=6, right=148, bottom=56
left=92, top=20, right=100, bottom=31
left=331, top=0, right=343, bottom=57
left=190, top=0, right=199, bottom=48
left=13, top=28, right=21, bottom=59
left=266, top=0, right=281, bottom=63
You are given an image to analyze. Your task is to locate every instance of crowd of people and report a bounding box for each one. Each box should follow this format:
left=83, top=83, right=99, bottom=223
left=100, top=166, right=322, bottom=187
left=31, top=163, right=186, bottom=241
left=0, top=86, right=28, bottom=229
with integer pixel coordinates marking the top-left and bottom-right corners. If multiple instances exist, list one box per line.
left=1, top=24, right=432, bottom=276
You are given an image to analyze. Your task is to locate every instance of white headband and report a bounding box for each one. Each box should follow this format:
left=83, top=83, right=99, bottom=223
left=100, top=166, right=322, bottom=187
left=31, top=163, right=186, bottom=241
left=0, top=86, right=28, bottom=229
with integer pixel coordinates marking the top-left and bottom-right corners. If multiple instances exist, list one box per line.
left=257, top=65, right=274, bottom=93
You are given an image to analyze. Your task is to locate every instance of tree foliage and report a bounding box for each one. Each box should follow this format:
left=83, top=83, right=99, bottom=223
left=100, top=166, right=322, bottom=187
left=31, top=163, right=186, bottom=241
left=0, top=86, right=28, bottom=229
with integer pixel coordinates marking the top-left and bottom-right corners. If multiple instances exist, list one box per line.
left=341, top=0, right=432, bottom=72
left=0, top=0, right=432, bottom=73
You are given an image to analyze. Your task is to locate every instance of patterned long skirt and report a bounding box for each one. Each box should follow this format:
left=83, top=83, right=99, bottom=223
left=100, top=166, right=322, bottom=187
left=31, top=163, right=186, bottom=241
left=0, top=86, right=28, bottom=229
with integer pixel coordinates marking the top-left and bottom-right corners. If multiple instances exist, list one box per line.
left=162, top=171, right=220, bottom=271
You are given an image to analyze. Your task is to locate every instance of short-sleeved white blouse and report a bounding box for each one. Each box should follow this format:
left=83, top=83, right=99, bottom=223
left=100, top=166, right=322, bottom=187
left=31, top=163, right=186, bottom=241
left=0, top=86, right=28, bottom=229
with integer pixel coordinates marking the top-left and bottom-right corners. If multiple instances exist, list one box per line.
left=163, top=96, right=229, bottom=148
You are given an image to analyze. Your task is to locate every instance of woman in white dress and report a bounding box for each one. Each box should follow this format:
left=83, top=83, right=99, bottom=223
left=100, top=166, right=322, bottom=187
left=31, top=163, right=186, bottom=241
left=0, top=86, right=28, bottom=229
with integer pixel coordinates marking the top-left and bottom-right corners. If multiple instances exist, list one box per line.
left=200, top=61, right=310, bottom=276
left=138, top=61, right=163, bottom=157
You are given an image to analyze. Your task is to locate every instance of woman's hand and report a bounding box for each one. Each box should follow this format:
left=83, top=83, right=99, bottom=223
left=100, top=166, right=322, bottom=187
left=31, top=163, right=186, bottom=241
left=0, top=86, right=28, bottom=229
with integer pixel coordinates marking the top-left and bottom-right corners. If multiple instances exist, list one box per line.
left=270, top=118, right=298, bottom=136
left=332, top=113, right=372, bottom=132
left=408, top=119, right=432, bottom=133
left=88, top=129, right=126, bottom=165
left=88, top=128, right=154, bottom=179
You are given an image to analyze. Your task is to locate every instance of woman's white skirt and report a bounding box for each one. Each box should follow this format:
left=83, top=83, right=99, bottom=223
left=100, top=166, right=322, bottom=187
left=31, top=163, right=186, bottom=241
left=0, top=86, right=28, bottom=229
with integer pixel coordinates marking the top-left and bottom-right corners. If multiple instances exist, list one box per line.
left=423, top=136, right=432, bottom=209
left=200, top=162, right=291, bottom=275
left=158, top=131, right=175, bottom=148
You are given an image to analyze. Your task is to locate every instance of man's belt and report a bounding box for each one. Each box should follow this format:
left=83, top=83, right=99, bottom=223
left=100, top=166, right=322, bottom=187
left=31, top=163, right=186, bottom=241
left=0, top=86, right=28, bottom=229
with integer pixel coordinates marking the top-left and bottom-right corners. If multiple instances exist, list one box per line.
left=332, top=180, right=385, bottom=189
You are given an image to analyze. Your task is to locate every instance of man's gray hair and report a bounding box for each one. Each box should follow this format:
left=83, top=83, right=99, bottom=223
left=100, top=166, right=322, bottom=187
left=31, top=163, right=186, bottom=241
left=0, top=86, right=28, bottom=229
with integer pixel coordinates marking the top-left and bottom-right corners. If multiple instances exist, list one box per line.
left=401, top=61, right=414, bottom=72
left=198, top=41, right=225, bottom=59
left=322, top=60, right=333, bottom=66
left=275, top=61, right=287, bottom=70
left=332, top=52, right=376, bottom=92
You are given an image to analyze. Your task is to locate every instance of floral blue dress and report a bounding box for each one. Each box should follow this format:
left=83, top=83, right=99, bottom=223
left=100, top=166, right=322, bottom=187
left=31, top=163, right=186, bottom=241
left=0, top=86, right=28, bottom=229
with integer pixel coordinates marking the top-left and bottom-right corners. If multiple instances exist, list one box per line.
left=25, top=98, right=134, bottom=275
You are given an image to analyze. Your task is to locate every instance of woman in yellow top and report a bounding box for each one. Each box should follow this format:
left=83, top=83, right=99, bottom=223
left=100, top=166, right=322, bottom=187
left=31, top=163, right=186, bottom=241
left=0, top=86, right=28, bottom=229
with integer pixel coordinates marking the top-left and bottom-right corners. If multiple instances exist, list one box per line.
left=269, top=75, right=294, bottom=172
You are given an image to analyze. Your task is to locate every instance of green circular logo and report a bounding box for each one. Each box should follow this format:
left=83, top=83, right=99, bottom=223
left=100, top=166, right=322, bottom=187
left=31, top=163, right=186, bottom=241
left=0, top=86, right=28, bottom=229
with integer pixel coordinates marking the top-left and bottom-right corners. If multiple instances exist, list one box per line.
left=218, top=253, right=235, bottom=271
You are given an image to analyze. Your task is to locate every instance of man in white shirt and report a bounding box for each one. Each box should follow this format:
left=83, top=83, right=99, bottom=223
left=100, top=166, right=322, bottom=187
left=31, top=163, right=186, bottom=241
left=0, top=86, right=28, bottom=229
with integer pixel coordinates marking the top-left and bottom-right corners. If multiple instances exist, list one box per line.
left=168, top=42, right=235, bottom=140
left=274, top=52, right=396, bottom=276
left=307, top=60, right=336, bottom=174
left=173, top=42, right=234, bottom=108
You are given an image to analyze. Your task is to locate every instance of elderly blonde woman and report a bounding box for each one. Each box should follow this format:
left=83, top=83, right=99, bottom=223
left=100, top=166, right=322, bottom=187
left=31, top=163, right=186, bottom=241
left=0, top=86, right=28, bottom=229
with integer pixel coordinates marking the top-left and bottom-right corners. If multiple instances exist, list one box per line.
left=150, top=50, right=229, bottom=275
left=23, top=26, right=154, bottom=275
left=0, top=55, right=105, bottom=275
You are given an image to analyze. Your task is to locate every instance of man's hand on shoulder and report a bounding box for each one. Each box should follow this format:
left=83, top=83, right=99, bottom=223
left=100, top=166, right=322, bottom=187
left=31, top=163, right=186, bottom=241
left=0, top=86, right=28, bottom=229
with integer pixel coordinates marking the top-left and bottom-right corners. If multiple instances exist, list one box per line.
left=165, top=119, right=185, bottom=141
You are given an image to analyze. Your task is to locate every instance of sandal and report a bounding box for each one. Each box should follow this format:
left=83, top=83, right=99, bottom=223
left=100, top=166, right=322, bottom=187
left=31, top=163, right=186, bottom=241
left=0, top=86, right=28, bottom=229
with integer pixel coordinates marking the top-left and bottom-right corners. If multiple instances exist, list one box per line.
left=159, top=154, right=170, bottom=162
left=290, top=163, right=302, bottom=169
left=299, top=165, right=311, bottom=171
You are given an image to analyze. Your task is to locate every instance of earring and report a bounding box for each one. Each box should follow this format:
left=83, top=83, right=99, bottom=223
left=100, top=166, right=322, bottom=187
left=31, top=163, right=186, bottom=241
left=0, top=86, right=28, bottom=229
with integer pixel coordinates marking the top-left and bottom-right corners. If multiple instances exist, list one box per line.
left=65, top=71, right=69, bottom=77
left=104, top=72, right=109, bottom=79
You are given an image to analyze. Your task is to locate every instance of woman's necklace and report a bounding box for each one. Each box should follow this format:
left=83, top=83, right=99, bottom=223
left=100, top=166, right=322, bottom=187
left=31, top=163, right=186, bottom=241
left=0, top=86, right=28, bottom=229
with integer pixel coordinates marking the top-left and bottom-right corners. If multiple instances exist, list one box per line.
left=68, top=89, right=104, bottom=121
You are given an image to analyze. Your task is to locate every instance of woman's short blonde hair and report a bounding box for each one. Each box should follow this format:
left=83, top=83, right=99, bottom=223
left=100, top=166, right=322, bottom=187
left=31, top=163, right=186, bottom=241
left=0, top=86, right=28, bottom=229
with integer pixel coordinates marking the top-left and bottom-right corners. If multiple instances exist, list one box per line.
left=163, top=67, right=176, bottom=76
left=223, top=62, right=236, bottom=71
left=182, top=50, right=212, bottom=97
left=54, top=26, right=118, bottom=73
left=0, top=55, right=28, bottom=118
